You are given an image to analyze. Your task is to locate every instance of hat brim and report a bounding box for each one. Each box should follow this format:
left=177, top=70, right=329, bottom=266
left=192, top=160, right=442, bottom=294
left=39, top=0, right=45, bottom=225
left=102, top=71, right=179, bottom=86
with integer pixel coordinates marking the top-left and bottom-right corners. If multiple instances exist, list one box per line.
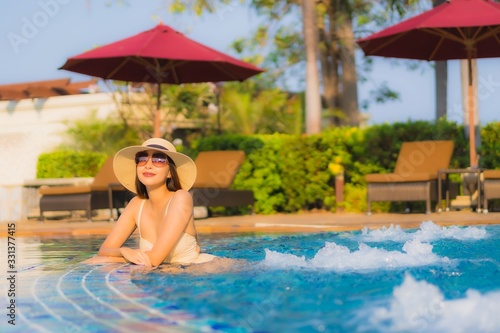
left=113, top=145, right=197, bottom=194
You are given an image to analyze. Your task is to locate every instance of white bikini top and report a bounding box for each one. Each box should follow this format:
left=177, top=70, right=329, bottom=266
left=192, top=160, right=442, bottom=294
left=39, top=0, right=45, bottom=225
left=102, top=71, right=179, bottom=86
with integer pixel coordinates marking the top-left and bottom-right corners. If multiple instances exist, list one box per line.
left=136, top=199, right=215, bottom=264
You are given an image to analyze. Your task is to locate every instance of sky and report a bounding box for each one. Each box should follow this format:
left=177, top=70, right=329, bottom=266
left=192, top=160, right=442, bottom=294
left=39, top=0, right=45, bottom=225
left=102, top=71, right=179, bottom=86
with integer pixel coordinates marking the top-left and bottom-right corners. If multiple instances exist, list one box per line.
left=1, top=0, right=500, bottom=126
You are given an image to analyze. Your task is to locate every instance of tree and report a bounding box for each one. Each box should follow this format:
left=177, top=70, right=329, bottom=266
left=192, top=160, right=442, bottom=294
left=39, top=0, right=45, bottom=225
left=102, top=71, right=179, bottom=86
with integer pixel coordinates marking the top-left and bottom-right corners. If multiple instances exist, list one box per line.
left=105, top=81, right=216, bottom=140
left=432, top=0, right=447, bottom=120
left=302, top=0, right=322, bottom=133
left=167, top=0, right=427, bottom=130
left=333, top=1, right=360, bottom=126
left=219, top=81, right=303, bottom=135
left=245, top=0, right=363, bottom=127
left=60, top=110, right=141, bottom=155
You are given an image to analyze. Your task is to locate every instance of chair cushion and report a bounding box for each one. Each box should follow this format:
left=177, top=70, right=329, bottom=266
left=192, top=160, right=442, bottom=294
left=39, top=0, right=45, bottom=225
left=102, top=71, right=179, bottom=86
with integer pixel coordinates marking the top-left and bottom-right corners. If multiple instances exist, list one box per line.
left=394, top=140, right=454, bottom=175
left=365, top=140, right=454, bottom=184
left=91, top=157, right=120, bottom=191
left=366, top=172, right=437, bottom=183
left=483, top=169, right=500, bottom=179
left=192, top=151, right=245, bottom=188
left=39, top=185, right=91, bottom=195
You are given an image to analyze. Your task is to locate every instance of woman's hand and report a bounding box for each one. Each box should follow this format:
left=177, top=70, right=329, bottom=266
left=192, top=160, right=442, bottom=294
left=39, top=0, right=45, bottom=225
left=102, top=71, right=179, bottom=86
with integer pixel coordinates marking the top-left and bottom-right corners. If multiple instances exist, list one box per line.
left=120, top=247, right=153, bottom=267
left=81, top=256, right=127, bottom=264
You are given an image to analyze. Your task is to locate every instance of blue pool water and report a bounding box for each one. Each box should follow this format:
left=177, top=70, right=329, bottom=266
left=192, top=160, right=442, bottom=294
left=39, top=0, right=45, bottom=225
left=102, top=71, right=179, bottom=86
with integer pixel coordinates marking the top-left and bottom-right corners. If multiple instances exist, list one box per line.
left=1, top=221, right=500, bottom=332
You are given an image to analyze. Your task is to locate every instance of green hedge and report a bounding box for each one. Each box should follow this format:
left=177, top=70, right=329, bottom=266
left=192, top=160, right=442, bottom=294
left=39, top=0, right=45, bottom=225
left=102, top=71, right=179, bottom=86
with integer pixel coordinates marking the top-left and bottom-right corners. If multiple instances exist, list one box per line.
left=479, top=122, right=500, bottom=169
left=38, top=119, right=500, bottom=214
left=192, top=119, right=473, bottom=214
left=37, top=151, right=107, bottom=178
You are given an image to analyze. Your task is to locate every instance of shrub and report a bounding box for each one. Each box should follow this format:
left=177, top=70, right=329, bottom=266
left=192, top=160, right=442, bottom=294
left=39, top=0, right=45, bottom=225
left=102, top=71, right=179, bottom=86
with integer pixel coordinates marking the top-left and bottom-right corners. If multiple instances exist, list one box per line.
left=193, top=119, right=471, bottom=214
left=37, top=151, right=107, bottom=178
left=40, top=119, right=483, bottom=214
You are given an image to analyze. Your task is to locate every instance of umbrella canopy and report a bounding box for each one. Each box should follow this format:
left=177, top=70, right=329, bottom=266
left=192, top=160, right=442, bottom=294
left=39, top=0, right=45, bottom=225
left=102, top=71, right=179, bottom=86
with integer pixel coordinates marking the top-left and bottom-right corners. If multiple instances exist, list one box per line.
left=356, top=0, right=500, bottom=167
left=60, top=23, right=264, bottom=136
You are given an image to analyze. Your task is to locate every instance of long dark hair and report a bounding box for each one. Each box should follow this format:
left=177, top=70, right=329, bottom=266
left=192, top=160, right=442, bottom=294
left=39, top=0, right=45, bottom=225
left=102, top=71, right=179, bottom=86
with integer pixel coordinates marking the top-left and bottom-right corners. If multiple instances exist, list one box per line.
left=135, top=155, right=182, bottom=199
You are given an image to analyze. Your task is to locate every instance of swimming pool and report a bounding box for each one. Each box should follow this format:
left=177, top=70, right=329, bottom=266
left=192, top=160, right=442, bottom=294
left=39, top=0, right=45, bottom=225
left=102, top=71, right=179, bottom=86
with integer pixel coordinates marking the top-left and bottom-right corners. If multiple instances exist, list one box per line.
left=1, top=221, right=499, bottom=332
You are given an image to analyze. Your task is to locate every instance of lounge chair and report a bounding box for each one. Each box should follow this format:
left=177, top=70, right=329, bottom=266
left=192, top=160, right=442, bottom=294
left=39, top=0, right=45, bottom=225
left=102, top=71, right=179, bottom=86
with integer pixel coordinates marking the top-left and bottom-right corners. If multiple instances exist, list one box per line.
left=189, top=150, right=254, bottom=213
left=39, top=157, right=131, bottom=221
left=482, top=170, right=500, bottom=213
left=365, top=140, right=454, bottom=214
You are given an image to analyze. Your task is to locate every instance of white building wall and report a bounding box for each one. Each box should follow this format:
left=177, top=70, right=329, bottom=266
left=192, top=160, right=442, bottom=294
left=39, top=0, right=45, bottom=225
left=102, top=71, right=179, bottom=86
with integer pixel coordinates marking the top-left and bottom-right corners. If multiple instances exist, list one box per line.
left=0, top=93, right=118, bottom=222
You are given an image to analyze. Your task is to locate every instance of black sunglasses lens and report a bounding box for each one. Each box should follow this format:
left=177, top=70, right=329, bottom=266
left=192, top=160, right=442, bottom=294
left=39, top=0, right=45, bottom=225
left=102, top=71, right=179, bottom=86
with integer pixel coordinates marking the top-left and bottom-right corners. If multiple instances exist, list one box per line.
left=151, top=153, right=167, bottom=165
left=135, top=152, right=168, bottom=166
left=135, top=152, right=149, bottom=165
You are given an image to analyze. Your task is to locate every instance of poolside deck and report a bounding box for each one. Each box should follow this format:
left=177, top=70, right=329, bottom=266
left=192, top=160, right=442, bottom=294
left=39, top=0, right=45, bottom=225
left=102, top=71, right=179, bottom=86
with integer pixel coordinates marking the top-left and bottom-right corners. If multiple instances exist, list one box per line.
left=2, top=210, right=500, bottom=237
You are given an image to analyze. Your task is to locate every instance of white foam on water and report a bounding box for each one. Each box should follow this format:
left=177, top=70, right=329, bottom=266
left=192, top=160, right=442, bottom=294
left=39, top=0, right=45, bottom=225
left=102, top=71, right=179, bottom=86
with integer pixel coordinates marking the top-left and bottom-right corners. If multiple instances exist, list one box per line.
left=360, top=221, right=487, bottom=243
left=262, top=238, right=449, bottom=271
left=366, top=273, right=500, bottom=333
left=360, top=224, right=410, bottom=242
left=415, top=221, right=488, bottom=241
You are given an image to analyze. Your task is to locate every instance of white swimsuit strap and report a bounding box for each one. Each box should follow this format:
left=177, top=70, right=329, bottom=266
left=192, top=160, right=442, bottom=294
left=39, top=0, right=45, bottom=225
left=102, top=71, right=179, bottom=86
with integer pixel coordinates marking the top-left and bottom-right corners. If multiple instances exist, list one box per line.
left=138, top=196, right=174, bottom=236
left=164, top=195, right=174, bottom=217
left=137, top=199, right=146, bottom=238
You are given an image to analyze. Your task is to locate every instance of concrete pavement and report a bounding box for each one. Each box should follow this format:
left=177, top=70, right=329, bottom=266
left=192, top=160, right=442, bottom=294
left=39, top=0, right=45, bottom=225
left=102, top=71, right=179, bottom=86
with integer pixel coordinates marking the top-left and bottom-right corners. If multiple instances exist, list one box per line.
left=2, top=210, right=500, bottom=237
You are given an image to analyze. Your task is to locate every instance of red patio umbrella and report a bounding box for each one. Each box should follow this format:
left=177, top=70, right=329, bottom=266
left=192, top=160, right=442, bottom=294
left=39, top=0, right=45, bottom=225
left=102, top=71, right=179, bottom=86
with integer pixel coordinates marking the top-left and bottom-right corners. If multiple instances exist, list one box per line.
left=60, top=23, right=264, bottom=136
left=356, top=0, right=500, bottom=167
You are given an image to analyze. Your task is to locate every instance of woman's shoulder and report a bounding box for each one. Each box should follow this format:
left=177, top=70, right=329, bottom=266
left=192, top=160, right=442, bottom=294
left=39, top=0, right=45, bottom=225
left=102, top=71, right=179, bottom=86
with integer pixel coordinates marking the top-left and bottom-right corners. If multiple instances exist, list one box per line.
left=170, top=189, right=193, bottom=205
left=126, top=196, right=145, bottom=209
left=110, top=196, right=144, bottom=226
left=128, top=196, right=144, bottom=204
left=173, top=189, right=192, bottom=200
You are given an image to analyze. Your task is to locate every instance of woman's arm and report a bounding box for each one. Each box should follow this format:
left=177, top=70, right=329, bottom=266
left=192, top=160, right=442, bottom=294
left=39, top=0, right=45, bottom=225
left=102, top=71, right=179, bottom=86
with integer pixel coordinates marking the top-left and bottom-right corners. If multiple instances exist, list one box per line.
left=145, top=190, right=193, bottom=267
left=97, top=197, right=140, bottom=257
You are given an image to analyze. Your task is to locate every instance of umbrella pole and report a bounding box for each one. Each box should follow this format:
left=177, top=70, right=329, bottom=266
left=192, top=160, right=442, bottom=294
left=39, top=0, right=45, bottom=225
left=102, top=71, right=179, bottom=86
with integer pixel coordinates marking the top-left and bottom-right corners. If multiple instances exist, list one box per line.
left=154, top=83, right=161, bottom=137
left=467, top=57, right=477, bottom=168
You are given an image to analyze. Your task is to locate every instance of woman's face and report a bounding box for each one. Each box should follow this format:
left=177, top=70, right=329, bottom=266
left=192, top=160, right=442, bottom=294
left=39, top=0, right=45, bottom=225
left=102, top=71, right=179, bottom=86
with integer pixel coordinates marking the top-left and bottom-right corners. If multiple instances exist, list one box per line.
left=135, top=150, right=170, bottom=188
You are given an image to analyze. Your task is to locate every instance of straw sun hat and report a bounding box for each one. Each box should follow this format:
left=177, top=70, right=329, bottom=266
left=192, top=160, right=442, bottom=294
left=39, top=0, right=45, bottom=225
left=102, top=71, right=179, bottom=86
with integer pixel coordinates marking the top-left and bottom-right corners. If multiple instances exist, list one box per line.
left=113, top=138, right=197, bottom=193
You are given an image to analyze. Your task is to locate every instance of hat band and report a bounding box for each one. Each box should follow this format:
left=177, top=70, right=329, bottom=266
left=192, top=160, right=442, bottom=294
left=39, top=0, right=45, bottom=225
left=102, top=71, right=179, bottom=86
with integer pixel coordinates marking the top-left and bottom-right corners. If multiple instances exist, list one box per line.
left=146, top=144, right=169, bottom=151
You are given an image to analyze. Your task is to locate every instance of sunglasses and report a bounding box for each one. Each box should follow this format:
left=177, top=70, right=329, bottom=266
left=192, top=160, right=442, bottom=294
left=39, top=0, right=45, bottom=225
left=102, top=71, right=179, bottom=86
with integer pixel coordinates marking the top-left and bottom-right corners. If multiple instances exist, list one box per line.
left=135, top=151, right=168, bottom=167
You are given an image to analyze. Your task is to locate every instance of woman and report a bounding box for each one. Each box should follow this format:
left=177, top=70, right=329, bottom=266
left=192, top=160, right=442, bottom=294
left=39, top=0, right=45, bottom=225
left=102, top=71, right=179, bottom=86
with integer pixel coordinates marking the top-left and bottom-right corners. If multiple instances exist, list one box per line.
left=84, top=138, right=215, bottom=268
